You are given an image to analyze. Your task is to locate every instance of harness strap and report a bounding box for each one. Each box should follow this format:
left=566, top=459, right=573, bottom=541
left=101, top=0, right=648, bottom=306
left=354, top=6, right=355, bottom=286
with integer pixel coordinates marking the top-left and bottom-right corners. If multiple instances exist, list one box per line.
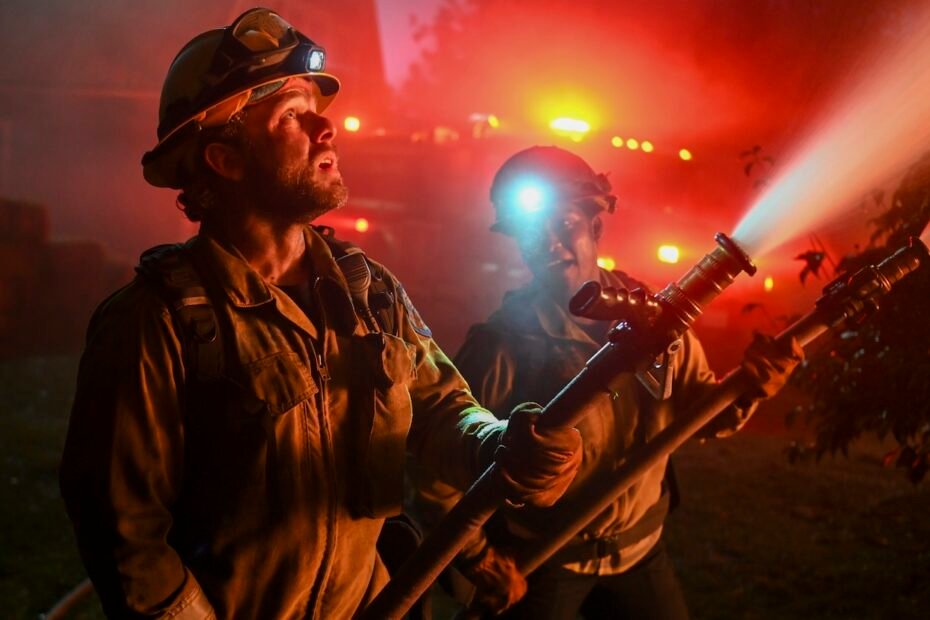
left=137, top=230, right=397, bottom=384
left=136, top=243, right=224, bottom=383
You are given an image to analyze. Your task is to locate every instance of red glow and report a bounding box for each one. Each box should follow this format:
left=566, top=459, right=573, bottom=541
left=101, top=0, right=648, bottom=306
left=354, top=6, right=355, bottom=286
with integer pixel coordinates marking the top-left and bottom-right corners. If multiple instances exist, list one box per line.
left=2, top=1, right=919, bottom=359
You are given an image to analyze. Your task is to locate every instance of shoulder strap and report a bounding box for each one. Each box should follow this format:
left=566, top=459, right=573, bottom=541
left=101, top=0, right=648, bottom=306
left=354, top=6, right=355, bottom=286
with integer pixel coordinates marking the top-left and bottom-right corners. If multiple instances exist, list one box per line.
left=136, top=243, right=224, bottom=382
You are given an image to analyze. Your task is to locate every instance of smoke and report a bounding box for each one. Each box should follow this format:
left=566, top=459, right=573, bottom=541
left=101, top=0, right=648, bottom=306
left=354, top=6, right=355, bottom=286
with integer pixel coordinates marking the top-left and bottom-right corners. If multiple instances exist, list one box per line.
left=732, top=3, right=930, bottom=258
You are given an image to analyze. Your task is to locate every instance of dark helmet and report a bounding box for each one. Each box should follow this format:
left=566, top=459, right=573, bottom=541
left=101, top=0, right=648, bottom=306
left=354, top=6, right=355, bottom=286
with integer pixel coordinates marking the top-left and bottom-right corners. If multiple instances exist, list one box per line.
left=141, top=7, right=341, bottom=189
left=489, top=146, right=617, bottom=235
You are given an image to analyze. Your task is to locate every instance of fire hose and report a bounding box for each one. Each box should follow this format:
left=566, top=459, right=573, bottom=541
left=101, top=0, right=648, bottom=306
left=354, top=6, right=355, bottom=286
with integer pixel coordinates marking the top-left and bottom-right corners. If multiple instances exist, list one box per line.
left=453, top=238, right=928, bottom=618
left=362, top=233, right=757, bottom=619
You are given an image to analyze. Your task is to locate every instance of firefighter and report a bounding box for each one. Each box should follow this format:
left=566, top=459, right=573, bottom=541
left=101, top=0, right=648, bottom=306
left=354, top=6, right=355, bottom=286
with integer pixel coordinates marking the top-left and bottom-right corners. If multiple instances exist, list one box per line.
left=59, top=11, right=581, bottom=619
left=426, top=146, right=803, bottom=618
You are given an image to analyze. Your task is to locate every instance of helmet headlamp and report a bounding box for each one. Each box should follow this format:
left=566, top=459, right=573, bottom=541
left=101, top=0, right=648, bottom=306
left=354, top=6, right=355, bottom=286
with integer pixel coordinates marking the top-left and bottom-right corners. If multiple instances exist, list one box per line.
left=494, top=176, right=616, bottom=234
left=206, top=8, right=325, bottom=81
left=515, top=182, right=549, bottom=214
left=489, top=147, right=618, bottom=236
left=172, top=8, right=332, bottom=138
left=308, top=49, right=326, bottom=72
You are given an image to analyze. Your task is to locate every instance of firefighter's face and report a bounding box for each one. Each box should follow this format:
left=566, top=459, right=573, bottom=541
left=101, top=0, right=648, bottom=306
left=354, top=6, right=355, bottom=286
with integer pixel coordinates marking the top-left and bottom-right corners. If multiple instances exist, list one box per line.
left=238, top=78, right=348, bottom=223
left=514, top=202, right=601, bottom=298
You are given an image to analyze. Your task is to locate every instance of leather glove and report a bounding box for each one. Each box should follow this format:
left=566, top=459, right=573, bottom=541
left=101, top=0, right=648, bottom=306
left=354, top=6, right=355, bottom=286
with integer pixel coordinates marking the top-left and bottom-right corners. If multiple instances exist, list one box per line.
left=741, top=333, right=804, bottom=399
left=496, top=402, right=582, bottom=508
left=460, top=545, right=527, bottom=614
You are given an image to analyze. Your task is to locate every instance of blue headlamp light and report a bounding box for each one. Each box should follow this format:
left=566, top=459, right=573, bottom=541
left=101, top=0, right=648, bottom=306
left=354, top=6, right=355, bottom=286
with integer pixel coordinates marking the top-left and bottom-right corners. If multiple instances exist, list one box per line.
left=508, top=178, right=555, bottom=215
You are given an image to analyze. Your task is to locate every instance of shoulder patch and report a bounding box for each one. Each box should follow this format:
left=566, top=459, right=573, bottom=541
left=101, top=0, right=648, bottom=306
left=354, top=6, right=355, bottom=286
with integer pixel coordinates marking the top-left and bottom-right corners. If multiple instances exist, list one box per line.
left=397, top=284, right=432, bottom=338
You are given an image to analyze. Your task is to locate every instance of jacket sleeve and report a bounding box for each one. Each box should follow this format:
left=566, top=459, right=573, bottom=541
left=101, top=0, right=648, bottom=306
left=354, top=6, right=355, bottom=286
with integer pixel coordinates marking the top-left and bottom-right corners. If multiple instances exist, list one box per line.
left=392, top=282, right=506, bottom=493
left=671, top=330, right=759, bottom=438
left=452, top=324, right=519, bottom=417
left=59, top=281, right=215, bottom=619
left=408, top=323, right=519, bottom=561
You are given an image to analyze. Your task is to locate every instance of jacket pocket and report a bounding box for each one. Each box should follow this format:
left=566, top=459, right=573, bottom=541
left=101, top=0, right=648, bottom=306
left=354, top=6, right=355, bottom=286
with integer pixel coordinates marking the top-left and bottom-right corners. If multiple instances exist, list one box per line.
left=352, top=332, right=417, bottom=518
left=242, top=350, right=318, bottom=416
left=240, top=351, right=319, bottom=518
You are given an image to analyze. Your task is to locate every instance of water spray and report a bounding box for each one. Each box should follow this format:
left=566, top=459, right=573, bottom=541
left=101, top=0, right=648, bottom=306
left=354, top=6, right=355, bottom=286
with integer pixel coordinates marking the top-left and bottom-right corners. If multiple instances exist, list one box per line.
left=362, top=233, right=755, bottom=620
left=503, top=238, right=928, bottom=587
left=733, top=4, right=930, bottom=258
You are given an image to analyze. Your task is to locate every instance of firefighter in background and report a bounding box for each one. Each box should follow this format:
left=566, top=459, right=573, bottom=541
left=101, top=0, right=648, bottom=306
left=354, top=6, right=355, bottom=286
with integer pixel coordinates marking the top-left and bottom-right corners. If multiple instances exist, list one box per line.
left=424, top=146, right=803, bottom=618
left=58, top=10, right=582, bottom=619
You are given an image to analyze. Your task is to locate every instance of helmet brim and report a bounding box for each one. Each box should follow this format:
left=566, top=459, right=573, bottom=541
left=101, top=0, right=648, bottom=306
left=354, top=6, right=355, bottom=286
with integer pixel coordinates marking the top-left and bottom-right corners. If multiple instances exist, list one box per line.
left=142, top=72, right=340, bottom=189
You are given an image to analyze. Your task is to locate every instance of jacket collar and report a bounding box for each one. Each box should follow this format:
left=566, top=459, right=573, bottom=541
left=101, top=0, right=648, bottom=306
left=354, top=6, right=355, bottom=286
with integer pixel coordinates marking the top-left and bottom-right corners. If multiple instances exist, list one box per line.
left=189, top=227, right=359, bottom=336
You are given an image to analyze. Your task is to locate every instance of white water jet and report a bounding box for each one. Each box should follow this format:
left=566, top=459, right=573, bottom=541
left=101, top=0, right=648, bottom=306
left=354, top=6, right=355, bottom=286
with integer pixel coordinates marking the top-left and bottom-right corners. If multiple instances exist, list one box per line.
left=732, top=4, right=930, bottom=258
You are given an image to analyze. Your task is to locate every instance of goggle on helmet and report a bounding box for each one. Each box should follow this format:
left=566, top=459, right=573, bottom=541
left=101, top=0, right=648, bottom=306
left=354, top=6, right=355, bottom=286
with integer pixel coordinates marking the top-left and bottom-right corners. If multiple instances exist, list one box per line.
left=142, top=7, right=341, bottom=189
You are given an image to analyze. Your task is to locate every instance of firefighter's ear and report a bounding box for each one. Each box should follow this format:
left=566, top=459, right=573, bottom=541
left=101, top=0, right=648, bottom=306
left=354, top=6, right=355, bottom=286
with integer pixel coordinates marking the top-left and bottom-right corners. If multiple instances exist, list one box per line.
left=592, top=215, right=603, bottom=241
left=203, top=142, right=245, bottom=182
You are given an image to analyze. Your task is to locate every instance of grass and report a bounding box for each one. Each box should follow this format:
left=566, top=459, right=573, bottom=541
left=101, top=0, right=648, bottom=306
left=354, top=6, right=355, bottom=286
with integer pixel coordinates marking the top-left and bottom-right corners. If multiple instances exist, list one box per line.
left=666, top=433, right=930, bottom=619
left=0, top=355, right=103, bottom=618
left=1, top=355, right=927, bottom=618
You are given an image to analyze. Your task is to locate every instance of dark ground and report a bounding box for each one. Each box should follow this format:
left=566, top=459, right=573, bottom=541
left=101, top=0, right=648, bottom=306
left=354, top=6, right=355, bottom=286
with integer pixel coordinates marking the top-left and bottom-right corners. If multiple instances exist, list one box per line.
left=664, top=434, right=930, bottom=619
left=2, top=356, right=928, bottom=619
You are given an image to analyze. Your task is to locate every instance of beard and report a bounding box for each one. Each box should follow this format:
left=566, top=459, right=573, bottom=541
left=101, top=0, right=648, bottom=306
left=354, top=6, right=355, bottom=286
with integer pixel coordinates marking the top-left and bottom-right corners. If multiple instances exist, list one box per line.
left=240, top=146, right=348, bottom=224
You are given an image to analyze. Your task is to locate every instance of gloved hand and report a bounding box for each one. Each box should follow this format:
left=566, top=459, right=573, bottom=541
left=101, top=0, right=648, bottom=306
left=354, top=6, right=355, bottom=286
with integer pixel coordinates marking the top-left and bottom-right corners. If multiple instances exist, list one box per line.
left=496, top=402, right=582, bottom=508
left=460, top=545, right=527, bottom=614
left=741, top=333, right=804, bottom=399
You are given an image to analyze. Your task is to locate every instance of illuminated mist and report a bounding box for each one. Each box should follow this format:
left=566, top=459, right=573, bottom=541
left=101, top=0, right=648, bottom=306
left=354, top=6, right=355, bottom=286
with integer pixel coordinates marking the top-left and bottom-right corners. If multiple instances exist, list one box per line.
left=732, top=4, right=930, bottom=258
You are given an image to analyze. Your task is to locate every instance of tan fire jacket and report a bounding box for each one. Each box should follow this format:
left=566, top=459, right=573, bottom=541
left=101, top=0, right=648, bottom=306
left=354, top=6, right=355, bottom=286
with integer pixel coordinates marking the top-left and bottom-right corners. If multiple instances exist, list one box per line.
left=427, top=268, right=756, bottom=575
left=60, top=227, right=501, bottom=619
